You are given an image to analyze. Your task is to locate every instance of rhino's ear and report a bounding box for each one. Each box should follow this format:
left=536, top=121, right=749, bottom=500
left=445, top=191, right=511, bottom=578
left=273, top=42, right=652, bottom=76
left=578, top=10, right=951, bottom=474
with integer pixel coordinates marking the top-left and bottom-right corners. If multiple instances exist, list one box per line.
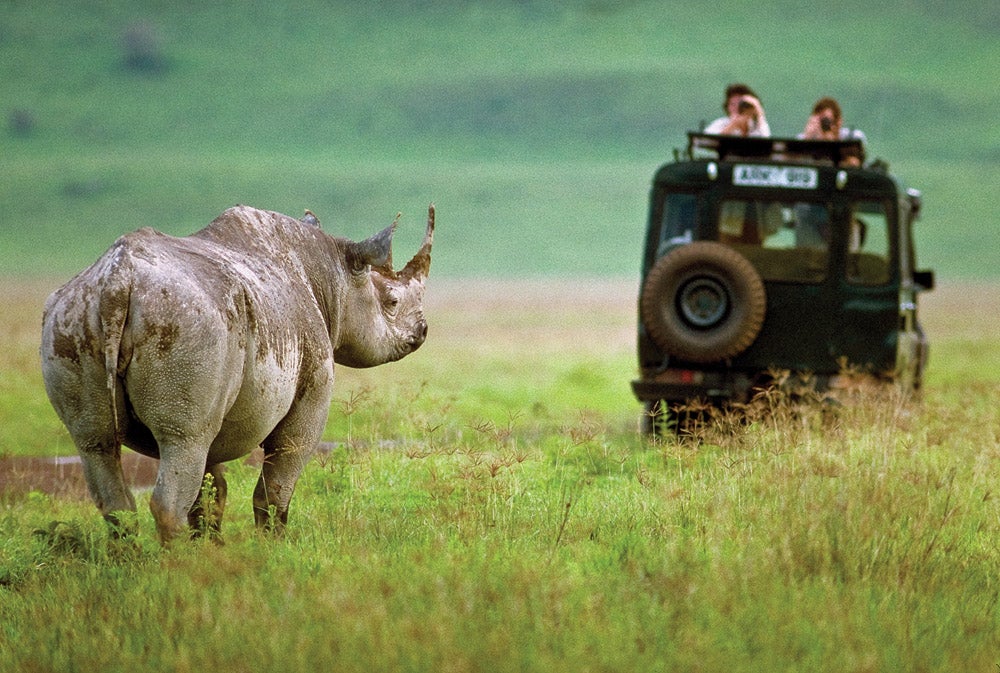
left=345, top=218, right=397, bottom=274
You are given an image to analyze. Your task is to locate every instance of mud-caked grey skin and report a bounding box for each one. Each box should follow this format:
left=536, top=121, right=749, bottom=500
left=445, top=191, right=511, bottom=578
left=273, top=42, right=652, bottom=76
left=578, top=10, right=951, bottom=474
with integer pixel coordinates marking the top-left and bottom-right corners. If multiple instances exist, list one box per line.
left=40, top=204, right=434, bottom=544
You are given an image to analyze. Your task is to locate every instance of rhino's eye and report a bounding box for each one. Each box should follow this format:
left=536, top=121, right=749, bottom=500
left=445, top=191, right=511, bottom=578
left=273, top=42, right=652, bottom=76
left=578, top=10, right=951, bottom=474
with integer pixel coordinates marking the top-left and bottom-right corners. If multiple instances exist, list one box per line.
left=383, top=295, right=400, bottom=314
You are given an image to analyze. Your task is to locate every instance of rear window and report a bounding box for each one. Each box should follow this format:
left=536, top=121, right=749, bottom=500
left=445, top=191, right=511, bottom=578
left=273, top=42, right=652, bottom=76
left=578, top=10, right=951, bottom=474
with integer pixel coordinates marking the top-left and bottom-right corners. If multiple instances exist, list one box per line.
left=716, top=198, right=830, bottom=283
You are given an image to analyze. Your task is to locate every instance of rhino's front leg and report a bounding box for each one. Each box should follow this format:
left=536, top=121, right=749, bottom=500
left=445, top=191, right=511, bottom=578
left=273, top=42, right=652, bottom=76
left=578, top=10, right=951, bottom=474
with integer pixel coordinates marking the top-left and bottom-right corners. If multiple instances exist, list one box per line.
left=254, top=363, right=332, bottom=533
left=253, top=445, right=313, bottom=533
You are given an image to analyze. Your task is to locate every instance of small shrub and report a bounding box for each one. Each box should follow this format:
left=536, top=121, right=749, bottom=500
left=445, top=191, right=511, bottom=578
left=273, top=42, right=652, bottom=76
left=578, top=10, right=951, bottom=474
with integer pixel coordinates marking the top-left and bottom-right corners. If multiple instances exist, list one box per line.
left=121, top=20, right=168, bottom=74
left=8, top=108, right=35, bottom=137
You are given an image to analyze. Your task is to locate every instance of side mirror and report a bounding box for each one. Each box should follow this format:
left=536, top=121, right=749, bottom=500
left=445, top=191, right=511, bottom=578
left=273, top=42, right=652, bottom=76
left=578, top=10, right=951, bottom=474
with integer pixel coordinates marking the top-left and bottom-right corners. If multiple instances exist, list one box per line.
left=914, top=269, right=935, bottom=291
left=906, top=188, right=922, bottom=220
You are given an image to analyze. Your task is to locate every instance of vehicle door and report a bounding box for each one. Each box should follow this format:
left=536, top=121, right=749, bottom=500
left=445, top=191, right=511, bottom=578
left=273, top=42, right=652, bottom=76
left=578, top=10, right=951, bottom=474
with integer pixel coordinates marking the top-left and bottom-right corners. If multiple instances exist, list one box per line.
left=830, top=198, right=899, bottom=373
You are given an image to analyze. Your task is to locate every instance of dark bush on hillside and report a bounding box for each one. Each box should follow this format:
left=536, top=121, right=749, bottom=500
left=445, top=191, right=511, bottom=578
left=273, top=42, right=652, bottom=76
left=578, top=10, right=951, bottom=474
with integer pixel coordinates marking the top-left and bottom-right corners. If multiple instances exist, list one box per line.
left=8, top=108, right=35, bottom=137
left=121, top=20, right=168, bottom=74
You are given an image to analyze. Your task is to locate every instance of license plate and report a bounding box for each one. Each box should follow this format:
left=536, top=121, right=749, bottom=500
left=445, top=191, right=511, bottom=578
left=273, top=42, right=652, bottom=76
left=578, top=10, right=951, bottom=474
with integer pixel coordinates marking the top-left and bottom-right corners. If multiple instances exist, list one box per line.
left=733, top=164, right=818, bottom=189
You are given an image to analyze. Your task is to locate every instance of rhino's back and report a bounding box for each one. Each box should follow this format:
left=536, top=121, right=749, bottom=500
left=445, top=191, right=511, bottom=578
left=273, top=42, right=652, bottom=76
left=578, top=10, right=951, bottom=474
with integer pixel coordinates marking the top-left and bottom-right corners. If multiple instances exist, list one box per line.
left=44, top=207, right=332, bottom=376
left=193, top=205, right=328, bottom=268
left=42, top=210, right=325, bottom=403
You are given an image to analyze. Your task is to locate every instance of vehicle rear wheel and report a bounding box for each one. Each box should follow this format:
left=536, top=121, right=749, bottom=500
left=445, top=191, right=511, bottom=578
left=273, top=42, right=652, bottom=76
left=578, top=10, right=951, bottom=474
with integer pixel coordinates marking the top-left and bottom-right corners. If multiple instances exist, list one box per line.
left=641, top=242, right=766, bottom=363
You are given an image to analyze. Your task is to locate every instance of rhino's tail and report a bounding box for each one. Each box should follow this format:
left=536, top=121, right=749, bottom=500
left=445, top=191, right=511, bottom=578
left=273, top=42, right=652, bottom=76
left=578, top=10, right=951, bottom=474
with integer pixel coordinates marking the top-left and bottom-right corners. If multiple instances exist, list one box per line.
left=97, top=239, right=134, bottom=444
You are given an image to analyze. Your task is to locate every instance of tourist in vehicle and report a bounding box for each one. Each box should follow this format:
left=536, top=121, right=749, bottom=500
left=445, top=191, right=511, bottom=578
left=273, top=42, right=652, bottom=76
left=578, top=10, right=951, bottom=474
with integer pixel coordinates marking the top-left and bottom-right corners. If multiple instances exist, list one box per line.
left=800, top=96, right=866, bottom=165
left=704, top=83, right=771, bottom=138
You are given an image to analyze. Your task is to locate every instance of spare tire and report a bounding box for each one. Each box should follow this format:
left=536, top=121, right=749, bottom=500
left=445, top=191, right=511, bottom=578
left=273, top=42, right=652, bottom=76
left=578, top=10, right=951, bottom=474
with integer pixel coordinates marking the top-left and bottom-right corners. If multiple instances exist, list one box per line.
left=641, top=242, right=766, bottom=363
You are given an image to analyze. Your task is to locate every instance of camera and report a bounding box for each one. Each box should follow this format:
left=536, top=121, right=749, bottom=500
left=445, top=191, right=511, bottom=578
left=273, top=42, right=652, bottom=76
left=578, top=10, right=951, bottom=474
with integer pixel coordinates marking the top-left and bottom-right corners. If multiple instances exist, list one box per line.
left=820, top=117, right=833, bottom=132
left=738, top=100, right=755, bottom=115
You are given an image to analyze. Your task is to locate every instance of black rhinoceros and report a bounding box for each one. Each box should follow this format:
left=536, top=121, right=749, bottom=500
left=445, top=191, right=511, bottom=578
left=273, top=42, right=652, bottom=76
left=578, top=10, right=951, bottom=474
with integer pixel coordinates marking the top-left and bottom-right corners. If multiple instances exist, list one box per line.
left=40, top=204, right=434, bottom=543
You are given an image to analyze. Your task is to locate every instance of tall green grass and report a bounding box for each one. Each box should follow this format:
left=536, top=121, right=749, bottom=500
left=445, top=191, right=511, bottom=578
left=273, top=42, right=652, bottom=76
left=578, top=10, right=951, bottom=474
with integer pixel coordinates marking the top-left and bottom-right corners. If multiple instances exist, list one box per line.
left=2, top=378, right=998, bottom=671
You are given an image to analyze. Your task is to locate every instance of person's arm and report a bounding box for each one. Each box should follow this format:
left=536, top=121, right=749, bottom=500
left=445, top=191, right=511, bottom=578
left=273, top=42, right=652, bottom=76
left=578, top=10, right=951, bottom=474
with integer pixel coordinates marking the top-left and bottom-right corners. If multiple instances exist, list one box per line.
left=706, top=114, right=752, bottom=136
left=752, top=112, right=771, bottom=137
left=704, top=117, right=729, bottom=134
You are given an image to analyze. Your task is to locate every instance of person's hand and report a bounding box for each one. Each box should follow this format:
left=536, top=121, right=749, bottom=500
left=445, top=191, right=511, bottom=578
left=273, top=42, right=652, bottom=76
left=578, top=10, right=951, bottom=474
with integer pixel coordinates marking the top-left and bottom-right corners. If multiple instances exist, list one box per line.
left=734, top=114, right=754, bottom=135
left=804, top=113, right=837, bottom=140
left=803, top=114, right=822, bottom=138
left=721, top=114, right=753, bottom=136
left=740, top=96, right=764, bottom=120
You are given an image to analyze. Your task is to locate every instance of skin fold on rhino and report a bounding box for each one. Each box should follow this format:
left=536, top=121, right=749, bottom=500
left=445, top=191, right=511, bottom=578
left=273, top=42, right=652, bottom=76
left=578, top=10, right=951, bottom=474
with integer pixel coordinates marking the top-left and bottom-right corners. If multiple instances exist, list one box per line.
left=40, top=204, right=434, bottom=544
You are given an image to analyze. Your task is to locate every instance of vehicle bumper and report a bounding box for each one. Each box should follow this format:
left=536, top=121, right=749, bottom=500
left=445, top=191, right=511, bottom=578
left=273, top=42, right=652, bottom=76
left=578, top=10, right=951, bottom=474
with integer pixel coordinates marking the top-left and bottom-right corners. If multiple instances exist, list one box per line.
left=631, top=369, right=749, bottom=404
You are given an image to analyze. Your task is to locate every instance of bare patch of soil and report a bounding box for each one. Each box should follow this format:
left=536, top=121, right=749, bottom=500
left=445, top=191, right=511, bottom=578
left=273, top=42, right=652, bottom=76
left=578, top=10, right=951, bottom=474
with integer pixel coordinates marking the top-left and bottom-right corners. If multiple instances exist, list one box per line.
left=0, top=445, right=323, bottom=501
left=0, top=453, right=159, bottom=501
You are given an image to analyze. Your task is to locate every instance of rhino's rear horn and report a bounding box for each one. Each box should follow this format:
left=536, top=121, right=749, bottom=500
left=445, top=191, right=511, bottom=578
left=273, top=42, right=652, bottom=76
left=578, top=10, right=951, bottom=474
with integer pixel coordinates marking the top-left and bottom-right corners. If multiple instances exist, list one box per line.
left=401, top=204, right=435, bottom=281
left=346, top=214, right=400, bottom=273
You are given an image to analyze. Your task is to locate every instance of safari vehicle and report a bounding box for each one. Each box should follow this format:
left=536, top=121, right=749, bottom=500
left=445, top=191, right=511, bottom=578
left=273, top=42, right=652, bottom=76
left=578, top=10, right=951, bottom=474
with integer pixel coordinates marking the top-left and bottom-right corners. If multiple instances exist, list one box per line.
left=632, top=133, right=934, bottom=431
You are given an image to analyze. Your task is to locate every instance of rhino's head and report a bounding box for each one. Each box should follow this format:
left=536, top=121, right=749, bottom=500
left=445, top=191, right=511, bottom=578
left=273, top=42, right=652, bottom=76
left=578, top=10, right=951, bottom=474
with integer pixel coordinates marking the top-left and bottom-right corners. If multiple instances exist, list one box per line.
left=334, top=205, right=435, bottom=368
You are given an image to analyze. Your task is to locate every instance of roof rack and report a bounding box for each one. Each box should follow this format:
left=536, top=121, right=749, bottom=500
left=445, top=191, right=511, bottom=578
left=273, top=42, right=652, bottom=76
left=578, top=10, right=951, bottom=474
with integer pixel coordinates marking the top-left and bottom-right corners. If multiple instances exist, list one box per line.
left=688, top=132, right=865, bottom=166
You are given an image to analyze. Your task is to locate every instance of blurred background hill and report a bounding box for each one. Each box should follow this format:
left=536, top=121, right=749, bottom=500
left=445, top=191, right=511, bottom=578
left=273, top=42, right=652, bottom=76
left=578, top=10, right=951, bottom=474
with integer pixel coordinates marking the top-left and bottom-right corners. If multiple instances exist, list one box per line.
left=1, top=0, right=996, bottom=279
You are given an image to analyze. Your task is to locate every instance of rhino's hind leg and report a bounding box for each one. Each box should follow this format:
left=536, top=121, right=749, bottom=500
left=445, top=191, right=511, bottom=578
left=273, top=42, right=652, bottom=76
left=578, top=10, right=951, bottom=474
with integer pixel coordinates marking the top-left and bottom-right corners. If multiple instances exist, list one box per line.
left=187, top=464, right=228, bottom=542
left=79, top=447, right=138, bottom=536
left=43, top=356, right=138, bottom=536
left=149, top=449, right=211, bottom=544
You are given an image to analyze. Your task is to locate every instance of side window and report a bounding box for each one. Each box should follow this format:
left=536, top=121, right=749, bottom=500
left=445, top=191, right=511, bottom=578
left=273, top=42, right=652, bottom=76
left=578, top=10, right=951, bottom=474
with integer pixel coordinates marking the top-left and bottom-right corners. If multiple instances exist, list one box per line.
left=658, top=193, right=697, bottom=252
left=848, top=201, right=891, bottom=285
left=716, top=199, right=828, bottom=284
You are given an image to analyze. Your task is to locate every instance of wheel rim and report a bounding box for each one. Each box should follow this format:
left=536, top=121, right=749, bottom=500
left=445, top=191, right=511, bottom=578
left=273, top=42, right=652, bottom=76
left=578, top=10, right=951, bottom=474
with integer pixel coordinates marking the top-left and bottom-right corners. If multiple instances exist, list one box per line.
left=677, top=276, right=729, bottom=328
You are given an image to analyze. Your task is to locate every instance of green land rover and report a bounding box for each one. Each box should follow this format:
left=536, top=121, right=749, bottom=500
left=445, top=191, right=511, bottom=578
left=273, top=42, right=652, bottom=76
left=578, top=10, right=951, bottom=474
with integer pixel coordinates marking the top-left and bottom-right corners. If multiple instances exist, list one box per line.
left=632, top=133, right=934, bottom=430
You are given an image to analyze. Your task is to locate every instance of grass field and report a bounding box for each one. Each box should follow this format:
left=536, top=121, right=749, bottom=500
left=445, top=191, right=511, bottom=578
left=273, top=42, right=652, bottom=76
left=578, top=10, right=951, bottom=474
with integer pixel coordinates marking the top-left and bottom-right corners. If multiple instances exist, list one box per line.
left=1, top=278, right=998, bottom=671
left=2, top=2, right=998, bottom=669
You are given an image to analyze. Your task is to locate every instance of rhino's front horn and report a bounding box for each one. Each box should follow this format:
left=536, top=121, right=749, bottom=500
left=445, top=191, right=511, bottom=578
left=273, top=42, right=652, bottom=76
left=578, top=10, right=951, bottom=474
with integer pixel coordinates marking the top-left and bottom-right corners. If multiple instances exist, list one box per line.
left=401, top=204, right=435, bottom=281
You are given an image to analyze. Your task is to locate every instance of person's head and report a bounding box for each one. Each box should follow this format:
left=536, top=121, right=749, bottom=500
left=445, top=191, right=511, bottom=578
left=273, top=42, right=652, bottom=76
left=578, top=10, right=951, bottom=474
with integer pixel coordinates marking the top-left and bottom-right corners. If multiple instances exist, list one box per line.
left=724, top=83, right=760, bottom=115
left=811, top=97, right=842, bottom=132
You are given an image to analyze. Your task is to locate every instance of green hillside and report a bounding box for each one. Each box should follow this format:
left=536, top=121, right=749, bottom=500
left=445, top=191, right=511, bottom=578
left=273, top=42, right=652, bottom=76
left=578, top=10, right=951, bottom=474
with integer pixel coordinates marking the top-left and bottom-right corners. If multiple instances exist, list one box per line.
left=1, top=1, right=996, bottom=278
